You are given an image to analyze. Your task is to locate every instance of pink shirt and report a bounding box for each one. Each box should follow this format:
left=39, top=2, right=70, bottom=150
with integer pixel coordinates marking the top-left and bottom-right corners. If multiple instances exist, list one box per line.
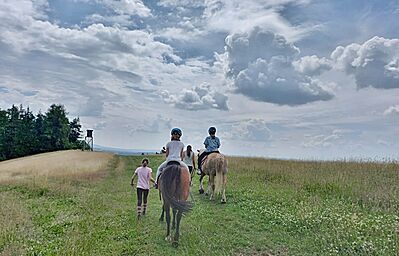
left=135, top=166, right=152, bottom=190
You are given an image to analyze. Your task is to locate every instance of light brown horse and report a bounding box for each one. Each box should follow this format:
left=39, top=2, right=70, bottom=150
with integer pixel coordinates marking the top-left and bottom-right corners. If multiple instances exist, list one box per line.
left=198, top=150, right=228, bottom=203
left=159, top=161, right=192, bottom=247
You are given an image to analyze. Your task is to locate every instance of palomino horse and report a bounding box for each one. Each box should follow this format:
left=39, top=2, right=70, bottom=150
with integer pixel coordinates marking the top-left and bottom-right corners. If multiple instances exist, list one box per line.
left=159, top=161, right=192, bottom=247
left=198, top=149, right=228, bottom=203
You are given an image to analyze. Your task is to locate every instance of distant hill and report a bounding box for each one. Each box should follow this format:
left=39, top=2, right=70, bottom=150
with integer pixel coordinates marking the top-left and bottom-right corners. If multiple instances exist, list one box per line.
left=94, top=145, right=159, bottom=155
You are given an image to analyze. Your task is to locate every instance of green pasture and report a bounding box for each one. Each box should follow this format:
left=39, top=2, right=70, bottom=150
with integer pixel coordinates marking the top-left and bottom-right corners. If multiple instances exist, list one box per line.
left=1, top=155, right=398, bottom=255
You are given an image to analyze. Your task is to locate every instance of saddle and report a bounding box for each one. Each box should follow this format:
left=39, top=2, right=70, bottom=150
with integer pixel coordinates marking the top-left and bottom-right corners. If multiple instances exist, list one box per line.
left=166, top=160, right=180, bottom=166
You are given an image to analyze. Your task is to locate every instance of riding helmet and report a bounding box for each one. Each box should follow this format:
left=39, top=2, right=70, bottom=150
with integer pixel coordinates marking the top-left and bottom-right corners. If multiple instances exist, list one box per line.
left=171, top=127, right=182, bottom=136
left=208, top=126, right=216, bottom=134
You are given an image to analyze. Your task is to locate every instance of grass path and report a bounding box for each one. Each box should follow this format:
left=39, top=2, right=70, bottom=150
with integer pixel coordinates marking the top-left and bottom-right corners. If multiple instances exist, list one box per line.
left=1, top=155, right=399, bottom=255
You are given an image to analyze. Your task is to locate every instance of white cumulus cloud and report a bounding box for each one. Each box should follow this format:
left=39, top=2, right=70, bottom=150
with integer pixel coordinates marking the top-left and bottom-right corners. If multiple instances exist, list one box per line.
left=331, top=36, right=399, bottom=89
left=219, top=28, right=334, bottom=105
left=161, top=83, right=228, bottom=111
left=383, top=105, right=399, bottom=116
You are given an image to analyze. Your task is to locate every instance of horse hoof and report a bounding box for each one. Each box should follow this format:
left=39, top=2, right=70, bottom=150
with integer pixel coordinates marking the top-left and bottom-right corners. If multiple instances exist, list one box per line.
left=199, top=189, right=204, bottom=194
left=165, top=236, right=172, bottom=242
left=221, top=200, right=226, bottom=204
left=172, top=241, right=179, bottom=248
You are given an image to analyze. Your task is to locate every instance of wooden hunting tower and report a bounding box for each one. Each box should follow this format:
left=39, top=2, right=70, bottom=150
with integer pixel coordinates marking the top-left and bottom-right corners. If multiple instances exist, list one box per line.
left=84, top=129, right=94, bottom=151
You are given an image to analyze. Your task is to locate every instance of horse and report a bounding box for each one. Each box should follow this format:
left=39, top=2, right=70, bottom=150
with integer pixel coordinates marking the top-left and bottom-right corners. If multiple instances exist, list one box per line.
left=197, top=149, right=228, bottom=203
left=158, top=161, right=192, bottom=247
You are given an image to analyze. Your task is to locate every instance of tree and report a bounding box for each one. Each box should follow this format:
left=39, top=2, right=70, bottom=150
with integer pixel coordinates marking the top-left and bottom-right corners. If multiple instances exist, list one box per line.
left=44, top=104, right=71, bottom=151
left=0, top=109, right=7, bottom=160
left=4, top=105, right=21, bottom=159
left=34, top=111, right=47, bottom=153
left=69, top=117, right=82, bottom=148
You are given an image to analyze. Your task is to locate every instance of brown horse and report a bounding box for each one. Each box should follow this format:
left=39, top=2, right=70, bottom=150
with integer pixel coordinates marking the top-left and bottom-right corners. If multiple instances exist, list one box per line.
left=198, top=150, right=228, bottom=203
left=159, top=161, right=192, bottom=247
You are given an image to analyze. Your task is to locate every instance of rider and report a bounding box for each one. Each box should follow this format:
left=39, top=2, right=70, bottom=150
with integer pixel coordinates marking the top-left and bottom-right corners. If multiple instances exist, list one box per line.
left=197, top=126, right=220, bottom=175
left=154, top=127, right=189, bottom=188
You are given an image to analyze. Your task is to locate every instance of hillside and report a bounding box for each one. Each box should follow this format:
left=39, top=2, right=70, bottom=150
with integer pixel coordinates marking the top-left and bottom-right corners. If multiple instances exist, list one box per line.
left=0, top=150, right=114, bottom=183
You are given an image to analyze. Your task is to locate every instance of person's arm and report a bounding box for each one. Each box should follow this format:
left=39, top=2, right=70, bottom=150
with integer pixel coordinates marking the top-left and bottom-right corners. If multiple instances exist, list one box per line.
left=130, top=173, right=137, bottom=186
left=204, top=137, right=209, bottom=148
left=180, top=148, right=184, bottom=161
left=166, top=147, right=169, bottom=158
left=149, top=170, right=156, bottom=184
left=217, top=137, right=221, bottom=148
left=192, top=154, right=196, bottom=169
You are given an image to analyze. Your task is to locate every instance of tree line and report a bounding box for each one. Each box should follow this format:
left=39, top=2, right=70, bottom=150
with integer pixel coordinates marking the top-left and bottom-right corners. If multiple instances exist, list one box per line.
left=0, top=104, right=84, bottom=161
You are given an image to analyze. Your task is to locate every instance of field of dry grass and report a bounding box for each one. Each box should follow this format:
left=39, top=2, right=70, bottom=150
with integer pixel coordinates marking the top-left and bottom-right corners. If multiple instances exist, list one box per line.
left=0, top=150, right=114, bottom=183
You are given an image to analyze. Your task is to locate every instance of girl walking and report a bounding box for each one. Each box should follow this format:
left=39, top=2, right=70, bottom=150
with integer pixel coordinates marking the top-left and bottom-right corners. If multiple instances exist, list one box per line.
left=130, top=158, right=155, bottom=219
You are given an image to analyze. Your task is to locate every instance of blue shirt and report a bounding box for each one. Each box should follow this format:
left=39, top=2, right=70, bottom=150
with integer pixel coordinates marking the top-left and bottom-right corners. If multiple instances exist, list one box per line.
left=204, top=136, right=220, bottom=152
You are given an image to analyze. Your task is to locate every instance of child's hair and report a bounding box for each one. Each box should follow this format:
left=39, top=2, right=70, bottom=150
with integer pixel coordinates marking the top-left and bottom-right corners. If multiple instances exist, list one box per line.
left=187, top=145, right=192, bottom=157
left=142, top=158, right=149, bottom=164
left=171, top=134, right=180, bottom=141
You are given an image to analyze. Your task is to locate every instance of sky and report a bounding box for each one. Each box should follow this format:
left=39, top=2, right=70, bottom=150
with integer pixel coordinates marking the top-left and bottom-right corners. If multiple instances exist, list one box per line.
left=0, top=0, right=399, bottom=160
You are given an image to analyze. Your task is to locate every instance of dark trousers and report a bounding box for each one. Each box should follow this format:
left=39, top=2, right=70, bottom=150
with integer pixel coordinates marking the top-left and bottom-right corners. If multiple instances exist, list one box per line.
left=137, top=188, right=149, bottom=206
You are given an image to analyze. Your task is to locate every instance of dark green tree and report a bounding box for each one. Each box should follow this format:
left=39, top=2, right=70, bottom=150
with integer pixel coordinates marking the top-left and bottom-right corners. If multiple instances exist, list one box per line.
left=4, top=105, right=21, bottom=159
left=44, top=104, right=71, bottom=151
left=69, top=117, right=82, bottom=148
left=0, top=109, right=7, bottom=160
left=34, top=111, right=47, bottom=153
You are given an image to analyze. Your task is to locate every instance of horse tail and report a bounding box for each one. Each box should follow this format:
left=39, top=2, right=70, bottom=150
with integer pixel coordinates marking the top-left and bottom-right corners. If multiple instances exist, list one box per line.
left=214, top=157, right=225, bottom=195
left=160, top=165, right=192, bottom=214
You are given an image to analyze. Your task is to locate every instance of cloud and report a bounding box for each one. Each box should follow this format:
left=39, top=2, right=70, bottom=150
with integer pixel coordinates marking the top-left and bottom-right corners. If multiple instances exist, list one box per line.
left=219, top=28, right=334, bottom=105
left=127, top=115, right=172, bottom=134
left=331, top=36, right=399, bottom=89
left=77, top=0, right=151, bottom=17
left=93, top=121, right=107, bottom=130
left=220, top=118, right=272, bottom=142
left=202, top=0, right=313, bottom=41
left=158, top=0, right=205, bottom=8
left=161, top=83, right=228, bottom=110
left=383, top=105, right=399, bottom=116
left=293, top=55, right=332, bottom=76
left=302, top=129, right=344, bottom=148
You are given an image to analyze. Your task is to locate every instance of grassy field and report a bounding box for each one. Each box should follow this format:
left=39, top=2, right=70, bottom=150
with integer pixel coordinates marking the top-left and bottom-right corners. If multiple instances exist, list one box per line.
left=1, top=153, right=398, bottom=255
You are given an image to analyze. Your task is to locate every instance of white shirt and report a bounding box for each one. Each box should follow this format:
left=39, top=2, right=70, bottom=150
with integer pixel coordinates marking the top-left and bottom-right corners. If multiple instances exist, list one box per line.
left=166, top=141, right=184, bottom=162
left=134, top=166, right=152, bottom=190
left=183, top=151, right=194, bottom=166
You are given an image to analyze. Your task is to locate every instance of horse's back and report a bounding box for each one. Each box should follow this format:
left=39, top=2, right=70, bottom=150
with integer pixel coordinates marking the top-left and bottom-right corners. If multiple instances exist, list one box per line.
left=205, top=153, right=228, bottom=174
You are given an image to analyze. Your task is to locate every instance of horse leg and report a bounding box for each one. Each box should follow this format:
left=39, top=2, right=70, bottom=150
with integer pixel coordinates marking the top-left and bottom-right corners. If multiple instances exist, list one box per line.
left=199, top=174, right=205, bottom=194
left=208, top=175, right=215, bottom=200
left=221, top=173, right=227, bottom=204
left=159, top=204, right=165, bottom=222
left=165, top=205, right=172, bottom=241
left=172, top=210, right=183, bottom=248
left=171, top=208, right=177, bottom=230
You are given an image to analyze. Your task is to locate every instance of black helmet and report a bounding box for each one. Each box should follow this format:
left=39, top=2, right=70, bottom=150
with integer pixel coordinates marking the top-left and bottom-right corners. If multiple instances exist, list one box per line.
left=171, top=127, right=182, bottom=136
left=208, top=126, right=216, bottom=134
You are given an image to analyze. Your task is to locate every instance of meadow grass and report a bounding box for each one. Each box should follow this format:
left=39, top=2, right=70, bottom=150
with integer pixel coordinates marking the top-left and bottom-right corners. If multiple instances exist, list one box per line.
left=0, top=154, right=398, bottom=255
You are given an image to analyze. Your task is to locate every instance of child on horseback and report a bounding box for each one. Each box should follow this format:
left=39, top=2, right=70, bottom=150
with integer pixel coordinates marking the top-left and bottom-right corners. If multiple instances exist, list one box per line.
left=154, top=127, right=189, bottom=188
left=130, top=158, right=155, bottom=219
left=197, top=126, right=221, bottom=174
